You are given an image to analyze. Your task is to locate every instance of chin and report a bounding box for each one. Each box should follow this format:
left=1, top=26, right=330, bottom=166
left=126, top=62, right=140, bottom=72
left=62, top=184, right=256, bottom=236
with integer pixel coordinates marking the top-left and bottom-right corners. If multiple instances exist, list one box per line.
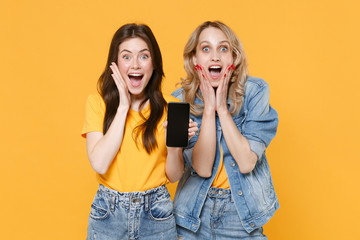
left=210, top=82, right=220, bottom=88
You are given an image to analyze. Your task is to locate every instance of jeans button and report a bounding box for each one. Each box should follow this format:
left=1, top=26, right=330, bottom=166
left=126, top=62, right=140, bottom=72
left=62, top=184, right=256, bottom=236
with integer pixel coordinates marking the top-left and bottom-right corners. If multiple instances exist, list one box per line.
left=231, top=162, right=235, bottom=167
left=238, top=190, right=243, bottom=196
left=250, top=222, right=255, bottom=228
left=219, top=190, right=223, bottom=195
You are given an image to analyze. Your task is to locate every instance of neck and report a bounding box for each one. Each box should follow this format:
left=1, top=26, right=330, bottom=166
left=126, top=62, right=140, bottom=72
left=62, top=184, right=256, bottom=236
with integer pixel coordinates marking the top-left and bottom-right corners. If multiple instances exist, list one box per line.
left=130, top=94, right=148, bottom=112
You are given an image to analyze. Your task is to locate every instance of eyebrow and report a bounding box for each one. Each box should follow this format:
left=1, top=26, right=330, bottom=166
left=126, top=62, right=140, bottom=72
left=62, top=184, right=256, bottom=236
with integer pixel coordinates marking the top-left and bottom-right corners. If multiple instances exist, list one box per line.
left=199, top=40, right=230, bottom=45
left=120, top=48, right=150, bottom=54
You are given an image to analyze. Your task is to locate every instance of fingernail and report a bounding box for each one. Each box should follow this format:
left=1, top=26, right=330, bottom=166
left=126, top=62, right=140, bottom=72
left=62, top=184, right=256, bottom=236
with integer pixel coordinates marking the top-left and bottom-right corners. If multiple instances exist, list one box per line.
left=194, top=66, right=198, bottom=70
left=224, top=74, right=227, bottom=77
left=202, top=74, right=205, bottom=78
left=232, top=66, right=236, bottom=70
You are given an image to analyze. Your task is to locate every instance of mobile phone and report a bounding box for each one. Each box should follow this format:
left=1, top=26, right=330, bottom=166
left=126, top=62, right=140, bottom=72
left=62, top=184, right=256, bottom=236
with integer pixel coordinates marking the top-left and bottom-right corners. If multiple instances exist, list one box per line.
left=166, top=102, right=190, bottom=147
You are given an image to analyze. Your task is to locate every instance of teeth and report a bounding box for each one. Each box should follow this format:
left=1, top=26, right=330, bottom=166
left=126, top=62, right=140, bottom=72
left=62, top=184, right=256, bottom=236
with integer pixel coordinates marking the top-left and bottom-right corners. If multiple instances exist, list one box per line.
left=129, top=73, right=143, bottom=77
left=209, top=66, right=221, bottom=70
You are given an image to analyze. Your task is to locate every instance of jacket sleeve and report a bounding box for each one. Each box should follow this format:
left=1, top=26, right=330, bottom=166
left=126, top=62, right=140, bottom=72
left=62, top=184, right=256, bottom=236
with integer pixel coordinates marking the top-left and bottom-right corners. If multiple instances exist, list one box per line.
left=242, top=81, right=278, bottom=160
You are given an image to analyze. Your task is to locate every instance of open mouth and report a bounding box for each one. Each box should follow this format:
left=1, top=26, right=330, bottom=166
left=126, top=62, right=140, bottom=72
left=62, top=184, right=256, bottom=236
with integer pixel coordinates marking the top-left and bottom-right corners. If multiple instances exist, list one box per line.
left=208, top=66, right=222, bottom=79
left=128, top=73, right=144, bottom=87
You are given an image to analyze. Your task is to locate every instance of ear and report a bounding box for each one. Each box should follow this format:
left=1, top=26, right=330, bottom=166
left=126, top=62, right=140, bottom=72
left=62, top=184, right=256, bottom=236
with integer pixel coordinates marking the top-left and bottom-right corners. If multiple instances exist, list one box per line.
left=192, top=54, right=197, bottom=66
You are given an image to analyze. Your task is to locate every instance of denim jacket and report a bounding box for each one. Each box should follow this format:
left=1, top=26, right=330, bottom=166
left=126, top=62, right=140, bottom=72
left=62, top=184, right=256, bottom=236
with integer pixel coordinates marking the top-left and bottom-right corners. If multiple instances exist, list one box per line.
left=171, top=76, right=279, bottom=233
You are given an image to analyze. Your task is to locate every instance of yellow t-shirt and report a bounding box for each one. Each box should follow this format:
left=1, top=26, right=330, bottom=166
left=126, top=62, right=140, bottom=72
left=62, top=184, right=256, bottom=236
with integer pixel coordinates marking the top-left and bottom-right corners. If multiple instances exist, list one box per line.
left=82, top=93, right=180, bottom=192
left=211, top=144, right=230, bottom=189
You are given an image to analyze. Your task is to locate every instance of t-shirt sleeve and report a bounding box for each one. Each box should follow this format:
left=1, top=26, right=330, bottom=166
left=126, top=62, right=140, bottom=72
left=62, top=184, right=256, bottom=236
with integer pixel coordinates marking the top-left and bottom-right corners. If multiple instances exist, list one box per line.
left=81, top=94, right=105, bottom=138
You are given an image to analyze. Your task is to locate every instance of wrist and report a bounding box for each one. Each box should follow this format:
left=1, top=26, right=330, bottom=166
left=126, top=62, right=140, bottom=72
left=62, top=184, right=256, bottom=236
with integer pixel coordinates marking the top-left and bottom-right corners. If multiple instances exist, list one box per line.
left=117, top=105, right=129, bottom=114
left=203, top=106, right=215, bottom=117
left=167, top=147, right=183, bottom=156
left=217, top=107, right=230, bottom=118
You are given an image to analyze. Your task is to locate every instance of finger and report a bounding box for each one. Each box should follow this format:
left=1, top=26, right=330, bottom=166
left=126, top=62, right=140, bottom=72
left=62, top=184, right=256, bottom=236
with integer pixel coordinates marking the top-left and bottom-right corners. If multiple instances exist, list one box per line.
left=197, top=66, right=213, bottom=96
left=110, top=63, right=124, bottom=84
left=224, top=64, right=234, bottom=85
left=189, top=120, right=198, bottom=128
left=110, top=62, right=122, bottom=77
left=163, top=121, right=168, bottom=137
left=163, top=121, right=168, bottom=129
left=219, top=64, right=234, bottom=91
left=110, top=66, right=121, bottom=83
left=110, top=65, right=128, bottom=93
left=111, top=73, right=125, bottom=91
left=195, top=65, right=207, bottom=83
left=195, top=65, right=206, bottom=93
left=188, top=125, right=198, bottom=132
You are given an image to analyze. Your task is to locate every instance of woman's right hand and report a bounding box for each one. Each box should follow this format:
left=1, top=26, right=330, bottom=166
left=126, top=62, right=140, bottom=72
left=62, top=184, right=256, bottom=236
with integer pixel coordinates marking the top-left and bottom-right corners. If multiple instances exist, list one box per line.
left=110, top=62, right=131, bottom=110
left=195, top=64, right=215, bottom=114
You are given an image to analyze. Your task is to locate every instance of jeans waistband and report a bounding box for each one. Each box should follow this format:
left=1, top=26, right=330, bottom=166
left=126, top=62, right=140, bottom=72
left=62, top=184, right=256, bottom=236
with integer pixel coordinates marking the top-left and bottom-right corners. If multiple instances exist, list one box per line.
left=98, top=184, right=168, bottom=206
left=208, top=187, right=232, bottom=199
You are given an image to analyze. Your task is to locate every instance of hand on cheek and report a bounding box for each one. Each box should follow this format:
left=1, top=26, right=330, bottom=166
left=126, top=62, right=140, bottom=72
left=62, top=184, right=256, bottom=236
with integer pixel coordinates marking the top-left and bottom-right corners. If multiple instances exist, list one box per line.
left=215, top=64, right=235, bottom=114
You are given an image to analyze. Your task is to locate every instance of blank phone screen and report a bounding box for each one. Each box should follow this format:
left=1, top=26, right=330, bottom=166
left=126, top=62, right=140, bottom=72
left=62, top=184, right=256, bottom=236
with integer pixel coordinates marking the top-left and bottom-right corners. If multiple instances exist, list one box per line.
left=166, top=102, right=190, bottom=147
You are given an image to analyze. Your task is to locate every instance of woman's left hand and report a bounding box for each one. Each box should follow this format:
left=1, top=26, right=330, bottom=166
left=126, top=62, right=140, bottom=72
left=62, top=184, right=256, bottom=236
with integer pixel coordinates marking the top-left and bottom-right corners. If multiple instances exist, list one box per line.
left=216, top=64, right=235, bottom=115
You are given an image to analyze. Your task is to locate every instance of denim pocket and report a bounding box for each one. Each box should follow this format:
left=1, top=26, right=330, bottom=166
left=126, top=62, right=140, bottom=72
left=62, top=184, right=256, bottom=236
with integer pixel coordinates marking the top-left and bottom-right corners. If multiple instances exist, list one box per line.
left=149, top=195, right=174, bottom=221
left=89, top=192, right=110, bottom=220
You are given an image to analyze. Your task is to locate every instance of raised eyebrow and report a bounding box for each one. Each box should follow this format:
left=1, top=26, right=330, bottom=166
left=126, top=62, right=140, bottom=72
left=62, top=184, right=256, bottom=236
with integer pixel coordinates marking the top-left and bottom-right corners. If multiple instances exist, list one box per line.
left=139, top=48, right=150, bottom=53
left=199, top=40, right=230, bottom=46
left=199, top=41, right=210, bottom=45
left=120, top=49, right=131, bottom=54
left=119, top=48, right=150, bottom=54
left=219, top=40, right=230, bottom=45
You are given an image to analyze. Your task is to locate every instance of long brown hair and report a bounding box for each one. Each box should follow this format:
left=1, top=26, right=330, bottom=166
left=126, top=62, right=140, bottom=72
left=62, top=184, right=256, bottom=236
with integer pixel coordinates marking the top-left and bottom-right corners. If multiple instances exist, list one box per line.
left=97, top=23, right=166, bottom=154
left=182, top=21, right=248, bottom=116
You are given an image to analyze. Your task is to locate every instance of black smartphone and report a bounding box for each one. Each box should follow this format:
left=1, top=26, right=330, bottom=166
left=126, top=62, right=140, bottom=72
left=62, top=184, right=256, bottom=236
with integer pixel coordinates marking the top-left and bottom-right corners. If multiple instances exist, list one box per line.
left=166, top=102, right=190, bottom=147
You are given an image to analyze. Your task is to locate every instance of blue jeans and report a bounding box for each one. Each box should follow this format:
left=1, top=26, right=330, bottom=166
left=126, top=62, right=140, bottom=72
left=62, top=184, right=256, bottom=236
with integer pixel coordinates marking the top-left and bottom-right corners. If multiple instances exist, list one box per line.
left=87, top=184, right=177, bottom=240
left=177, top=187, right=267, bottom=240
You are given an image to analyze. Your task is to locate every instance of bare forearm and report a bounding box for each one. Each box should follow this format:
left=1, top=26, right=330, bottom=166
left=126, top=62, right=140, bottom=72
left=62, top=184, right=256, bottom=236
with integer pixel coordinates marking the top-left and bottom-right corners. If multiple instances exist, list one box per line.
left=192, top=111, right=216, bottom=177
left=218, top=110, right=257, bottom=174
left=165, top=148, right=184, bottom=183
left=87, top=106, right=129, bottom=174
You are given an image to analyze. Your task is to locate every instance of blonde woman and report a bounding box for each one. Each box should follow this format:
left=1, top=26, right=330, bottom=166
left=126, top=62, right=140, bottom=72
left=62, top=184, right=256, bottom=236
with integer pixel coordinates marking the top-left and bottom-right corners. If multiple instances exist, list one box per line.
left=172, top=21, right=279, bottom=239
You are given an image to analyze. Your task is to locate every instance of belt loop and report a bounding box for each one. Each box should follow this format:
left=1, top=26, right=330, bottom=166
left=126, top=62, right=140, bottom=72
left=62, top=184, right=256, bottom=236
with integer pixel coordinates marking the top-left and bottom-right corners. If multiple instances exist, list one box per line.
left=145, top=195, right=149, bottom=211
left=110, top=195, right=115, bottom=212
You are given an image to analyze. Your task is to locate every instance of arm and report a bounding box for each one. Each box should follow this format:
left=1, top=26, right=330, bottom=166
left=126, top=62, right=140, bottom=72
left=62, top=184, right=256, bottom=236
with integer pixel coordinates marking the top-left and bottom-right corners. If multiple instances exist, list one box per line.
left=86, top=106, right=129, bottom=174
left=217, top=111, right=257, bottom=174
left=191, top=65, right=217, bottom=178
left=86, top=62, right=131, bottom=174
left=216, top=65, right=257, bottom=174
left=164, top=119, right=198, bottom=182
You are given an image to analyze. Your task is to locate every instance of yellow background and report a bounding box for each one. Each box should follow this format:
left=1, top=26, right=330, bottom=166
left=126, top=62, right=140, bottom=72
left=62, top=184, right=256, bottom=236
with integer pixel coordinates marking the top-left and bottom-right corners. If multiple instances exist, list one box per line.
left=1, top=0, right=359, bottom=239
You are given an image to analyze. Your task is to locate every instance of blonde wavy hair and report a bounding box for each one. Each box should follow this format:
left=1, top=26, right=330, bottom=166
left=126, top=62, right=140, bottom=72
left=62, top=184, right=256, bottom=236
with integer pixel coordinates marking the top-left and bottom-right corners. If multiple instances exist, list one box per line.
left=181, top=21, right=248, bottom=116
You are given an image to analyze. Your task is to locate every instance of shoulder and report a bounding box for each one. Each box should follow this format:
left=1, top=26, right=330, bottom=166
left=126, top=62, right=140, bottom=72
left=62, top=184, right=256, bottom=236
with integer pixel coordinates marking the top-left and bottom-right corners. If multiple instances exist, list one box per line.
left=245, top=76, right=269, bottom=90
left=163, top=94, right=181, bottom=103
left=244, top=76, right=270, bottom=97
left=86, top=93, right=105, bottom=110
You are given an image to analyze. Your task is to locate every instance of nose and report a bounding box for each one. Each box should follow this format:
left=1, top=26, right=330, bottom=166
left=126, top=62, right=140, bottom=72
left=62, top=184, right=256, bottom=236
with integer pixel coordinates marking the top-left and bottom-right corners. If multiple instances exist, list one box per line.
left=211, top=51, right=220, bottom=62
left=131, top=58, right=140, bottom=69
